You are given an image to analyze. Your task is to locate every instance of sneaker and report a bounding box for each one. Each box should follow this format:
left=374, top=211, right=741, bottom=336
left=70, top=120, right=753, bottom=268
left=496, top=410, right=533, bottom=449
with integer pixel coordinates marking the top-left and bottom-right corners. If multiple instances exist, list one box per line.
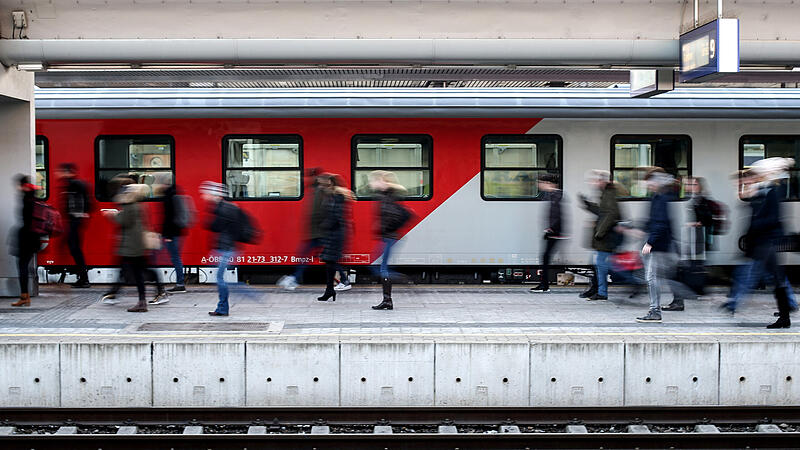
left=278, top=275, right=298, bottom=291
left=149, top=292, right=170, bottom=305
left=529, top=285, right=550, bottom=293
left=636, top=310, right=663, bottom=323
left=587, top=294, right=608, bottom=301
left=167, top=285, right=186, bottom=293
left=334, top=283, right=352, bottom=292
left=101, top=293, right=119, bottom=305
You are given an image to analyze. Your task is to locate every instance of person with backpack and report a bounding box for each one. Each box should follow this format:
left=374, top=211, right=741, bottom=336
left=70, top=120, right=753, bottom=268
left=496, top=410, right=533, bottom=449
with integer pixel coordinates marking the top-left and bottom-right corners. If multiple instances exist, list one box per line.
left=11, top=175, right=43, bottom=307
left=200, top=181, right=242, bottom=317
left=58, top=163, right=91, bottom=288
left=158, top=175, right=193, bottom=295
left=369, top=170, right=410, bottom=311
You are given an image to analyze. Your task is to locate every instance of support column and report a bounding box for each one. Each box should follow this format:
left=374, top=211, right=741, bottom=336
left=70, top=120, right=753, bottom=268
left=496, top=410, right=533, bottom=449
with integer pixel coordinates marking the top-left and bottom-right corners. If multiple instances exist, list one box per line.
left=0, top=66, right=35, bottom=297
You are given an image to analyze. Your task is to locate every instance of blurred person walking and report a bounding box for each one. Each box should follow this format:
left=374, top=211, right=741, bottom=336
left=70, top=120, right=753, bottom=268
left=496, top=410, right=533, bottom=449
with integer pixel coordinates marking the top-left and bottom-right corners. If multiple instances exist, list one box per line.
left=10, top=176, right=43, bottom=307
left=723, top=158, right=794, bottom=328
left=58, top=163, right=91, bottom=288
left=101, top=184, right=159, bottom=313
left=157, top=174, right=193, bottom=295
left=278, top=169, right=328, bottom=291
left=369, top=170, right=411, bottom=311
left=578, top=170, right=621, bottom=301
left=636, top=169, right=697, bottom=323
left=530, top=173, right=567, bottom=293
left=317, top=175, right=355, bottom=302
left=201, top=181, right=240, bottom=317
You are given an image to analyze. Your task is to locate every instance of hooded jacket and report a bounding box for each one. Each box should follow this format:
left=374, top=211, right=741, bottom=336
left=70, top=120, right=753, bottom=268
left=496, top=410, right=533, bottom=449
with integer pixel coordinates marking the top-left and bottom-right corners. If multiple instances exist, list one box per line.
left=582, top=183, right=620, bottom=253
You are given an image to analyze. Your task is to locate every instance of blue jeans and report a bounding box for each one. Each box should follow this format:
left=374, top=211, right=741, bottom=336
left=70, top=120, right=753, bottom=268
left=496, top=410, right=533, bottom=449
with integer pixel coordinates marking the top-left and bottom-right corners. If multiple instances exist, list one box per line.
left=164, top=237, right=184, bottom=286
left=595, top=251, right=611, bottom=296
left=214, top=250, right=234, bottom=315
left=292, top=238, right=323, bottom=283
left=731, top=258, right=796, bottom=310
left=371, top=238, right=398, bottom=279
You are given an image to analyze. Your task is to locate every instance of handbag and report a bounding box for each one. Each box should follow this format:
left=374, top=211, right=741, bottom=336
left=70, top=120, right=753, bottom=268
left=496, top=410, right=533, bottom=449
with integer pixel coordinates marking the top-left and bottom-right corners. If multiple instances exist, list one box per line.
left=143, top=231, right=162, bottom=251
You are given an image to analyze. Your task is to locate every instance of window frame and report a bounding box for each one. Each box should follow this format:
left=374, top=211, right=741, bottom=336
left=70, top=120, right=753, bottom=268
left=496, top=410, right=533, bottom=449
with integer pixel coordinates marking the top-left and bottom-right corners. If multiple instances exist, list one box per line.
left=480, top=134, right=564, bottom=202
left=35, top=135, right=49, bottom=201
left=351, top=134, right=433, bottom=201
left=221, top=134, right=304, bottom=202
left=94, top=134, right=176, bottom=202
left=610, top=134, right=692, bottom=201
left=739, top=134, right=800, bottom=202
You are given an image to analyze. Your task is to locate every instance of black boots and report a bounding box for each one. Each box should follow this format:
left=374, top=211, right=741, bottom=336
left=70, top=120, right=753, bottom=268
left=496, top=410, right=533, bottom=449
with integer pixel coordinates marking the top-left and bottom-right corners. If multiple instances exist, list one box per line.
left=317, top=291, right=336, bottom=302
left=663, top=299, right=685, bottom=311
left=372, top=277, right=393, bottom=310
left=318, top=263, right=337, bottom=302
left=767, top=287, right=791, bottom=329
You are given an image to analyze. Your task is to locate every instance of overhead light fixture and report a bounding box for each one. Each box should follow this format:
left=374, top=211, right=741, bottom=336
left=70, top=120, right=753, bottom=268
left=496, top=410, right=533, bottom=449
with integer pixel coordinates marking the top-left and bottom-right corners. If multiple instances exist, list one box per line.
left=16, top=62, right=45, bottom=72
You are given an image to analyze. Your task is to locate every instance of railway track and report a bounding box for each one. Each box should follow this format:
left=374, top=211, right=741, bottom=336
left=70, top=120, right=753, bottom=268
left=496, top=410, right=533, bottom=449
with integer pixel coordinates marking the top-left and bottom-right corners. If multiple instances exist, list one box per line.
left=1, top=406, right=799, bottom=449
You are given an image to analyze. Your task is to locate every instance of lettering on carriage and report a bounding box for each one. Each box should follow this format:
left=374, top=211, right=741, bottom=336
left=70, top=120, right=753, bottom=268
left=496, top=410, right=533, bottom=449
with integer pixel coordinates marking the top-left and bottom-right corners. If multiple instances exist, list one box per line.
left=200, top=254, right=370, bottom=265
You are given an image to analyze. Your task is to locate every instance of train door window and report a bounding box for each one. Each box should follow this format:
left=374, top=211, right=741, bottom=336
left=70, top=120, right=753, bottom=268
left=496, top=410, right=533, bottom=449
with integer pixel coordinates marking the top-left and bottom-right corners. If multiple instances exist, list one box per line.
left=95, top=135, right=175, bottom=202
left=35, top=136, right=48, bottom=200
left=352, top=135, right=432, bottom=200
left=611, top=135, right=691, bottom=199
left=740, top=135, right=800, bottom=200
left=481, top=135, right=562, bottom=200
left=223, top=135, right=303, bottom=200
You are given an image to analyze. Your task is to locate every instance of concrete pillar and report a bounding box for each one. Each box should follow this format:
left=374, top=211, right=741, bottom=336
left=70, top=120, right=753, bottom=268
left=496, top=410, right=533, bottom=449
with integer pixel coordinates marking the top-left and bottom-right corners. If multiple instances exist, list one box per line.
left=0, top=66, right=35, bottom=297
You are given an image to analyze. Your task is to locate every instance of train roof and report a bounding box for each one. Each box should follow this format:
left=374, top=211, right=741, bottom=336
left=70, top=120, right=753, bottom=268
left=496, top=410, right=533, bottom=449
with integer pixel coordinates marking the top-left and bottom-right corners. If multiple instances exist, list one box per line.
left=34, top=87, right=800, bottom=120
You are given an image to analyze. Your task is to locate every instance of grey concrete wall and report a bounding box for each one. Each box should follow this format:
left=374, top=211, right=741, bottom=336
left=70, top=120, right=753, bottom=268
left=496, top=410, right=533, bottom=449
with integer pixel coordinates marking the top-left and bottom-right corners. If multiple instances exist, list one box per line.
left=1, top=340, right=797, bottom=407
left=0, top=66, right=34, bottom=297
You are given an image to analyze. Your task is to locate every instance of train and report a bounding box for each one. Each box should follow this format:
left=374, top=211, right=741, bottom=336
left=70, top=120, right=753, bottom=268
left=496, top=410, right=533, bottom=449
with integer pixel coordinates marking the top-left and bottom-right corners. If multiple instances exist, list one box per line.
left=32, top=87, right=800, bottom=283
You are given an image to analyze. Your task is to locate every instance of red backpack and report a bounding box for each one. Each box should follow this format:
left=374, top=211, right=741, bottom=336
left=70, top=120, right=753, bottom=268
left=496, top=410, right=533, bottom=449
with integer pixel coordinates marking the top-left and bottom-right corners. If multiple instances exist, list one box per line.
left=31, top=202, right=64, bottom=237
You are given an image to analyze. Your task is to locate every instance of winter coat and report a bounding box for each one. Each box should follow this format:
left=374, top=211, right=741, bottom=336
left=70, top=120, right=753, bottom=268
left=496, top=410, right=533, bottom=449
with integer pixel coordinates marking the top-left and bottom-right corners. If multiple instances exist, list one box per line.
left=112, top=200, right=146, bottom=258
left=744, top=183, right=783, bottom=256
left=645, top=190, right=675, bottom=253
left=320, top=192, right=346, bottom=263
left=582, top=183, right=621, bottom=253
left=308, top=183, right=327, bottom=240
left=207, top=199, right=240, bottom=252
left=377, top=188, right=408, bottom=240
left=161, top=184, right=184, bottom=239
left=16, top=190, right=41, bottom=256
left=62, top=177, right=90, bottom=220
left=542, top=189, right=564, bottom=237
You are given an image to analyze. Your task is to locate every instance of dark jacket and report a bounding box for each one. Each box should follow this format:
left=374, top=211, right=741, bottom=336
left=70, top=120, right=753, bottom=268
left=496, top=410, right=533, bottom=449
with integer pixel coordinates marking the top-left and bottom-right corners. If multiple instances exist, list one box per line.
left=62, top=177, right=90, bottom=219
left=161, top=185, right=184, bottom=239
left=16, top=190, right=41, bottom=256
left=308, top=183, right=327, bottom=240
left=645, top=190, right=675, bottom=252
left=207, top=200, right=240, bottom=252
left=582, top=183, right=621, bottom=253
left=745, top=183, right=783, bottom=256
left=377, top=188, right=408, bottom=240
left=320, top=192, right=346, bottom=262
left=542, top=189, right=564, bottom=237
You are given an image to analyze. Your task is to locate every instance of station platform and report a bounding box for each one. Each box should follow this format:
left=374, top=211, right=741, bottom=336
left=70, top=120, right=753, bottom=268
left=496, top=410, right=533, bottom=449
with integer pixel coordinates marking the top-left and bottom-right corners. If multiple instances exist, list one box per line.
left=0, top=285, right=798, bottom=408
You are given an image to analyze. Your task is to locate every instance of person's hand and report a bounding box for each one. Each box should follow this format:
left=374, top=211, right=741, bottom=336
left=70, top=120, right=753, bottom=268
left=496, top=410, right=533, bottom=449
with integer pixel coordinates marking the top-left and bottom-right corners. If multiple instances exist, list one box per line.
left=642, top=243, right=652, bottom=255
left=544, top=228, right=553, bottom=234
left=689, top=222, right=702, bottom=227
left=165, top=238, right=172, bottom=243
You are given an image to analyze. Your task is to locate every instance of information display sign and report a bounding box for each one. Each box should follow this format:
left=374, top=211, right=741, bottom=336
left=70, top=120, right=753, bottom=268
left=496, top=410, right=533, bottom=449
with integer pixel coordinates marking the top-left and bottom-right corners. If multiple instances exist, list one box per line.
left=679, top=19, right=739, bottom=83
left=630, top=69, right=674, bottom=98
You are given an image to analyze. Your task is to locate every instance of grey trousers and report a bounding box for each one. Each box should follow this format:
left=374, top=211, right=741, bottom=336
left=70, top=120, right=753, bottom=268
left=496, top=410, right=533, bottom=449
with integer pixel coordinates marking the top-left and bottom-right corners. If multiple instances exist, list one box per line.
left=645, top=251, right=697, bottom=311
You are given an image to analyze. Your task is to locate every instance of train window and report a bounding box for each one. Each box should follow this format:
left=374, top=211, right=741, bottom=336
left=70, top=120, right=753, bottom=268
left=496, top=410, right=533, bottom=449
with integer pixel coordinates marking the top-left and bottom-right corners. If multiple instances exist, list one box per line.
left=352, top=135, right=432, bottom=200
left=611, top=135, right=691, bottom=199
left=35, top=136, right=48, bottom=200
left=740, top=135, right=800, bottom=200
left=481, top=135, right=562, bottom=200
left=95, top=135, right=175, bottom=202
left=222, top=135, right=303, bottom=200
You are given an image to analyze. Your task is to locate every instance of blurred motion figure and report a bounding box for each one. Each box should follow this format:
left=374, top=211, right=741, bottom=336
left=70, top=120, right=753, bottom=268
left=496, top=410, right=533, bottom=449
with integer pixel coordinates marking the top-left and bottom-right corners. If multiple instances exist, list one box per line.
left=530, top=173, right=566, bottom=293
left=58, top=163, right=91, bottom=288
left=370, top=170, right=411, bottom=311
left=10, top=176, right=42, bottom=307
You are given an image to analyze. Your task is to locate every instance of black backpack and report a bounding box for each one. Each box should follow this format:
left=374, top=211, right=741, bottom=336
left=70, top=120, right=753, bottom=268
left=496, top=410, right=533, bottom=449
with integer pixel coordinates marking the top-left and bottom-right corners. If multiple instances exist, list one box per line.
left=234, top=207, right=262, bottom=244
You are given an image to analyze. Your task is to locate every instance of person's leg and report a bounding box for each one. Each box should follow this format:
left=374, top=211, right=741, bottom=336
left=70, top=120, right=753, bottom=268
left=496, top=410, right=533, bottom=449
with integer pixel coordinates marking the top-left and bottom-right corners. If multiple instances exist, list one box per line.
left=730, top=257, right=764, bottom=311
left=214, top=251, right=231, bottom=315
left=595, top=251, right=610, bottom=297
left=165, top=238, right=185, bottom=287
left=539, top=238, right=557, bottom=290
left=764, top=247, right=791, bottom=327
left=370, top=239, right=387, bottom=278
left=318, top=262, right=337, bottom=301
left=127, top=257, right=148, bottom=312
left=68, top=219, right=89, bottom=284
left=644, top=252, right=662, bottom=311
left=380, top=238, right=397, bottom=279
left=17, top=248, right=32, bottom=295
